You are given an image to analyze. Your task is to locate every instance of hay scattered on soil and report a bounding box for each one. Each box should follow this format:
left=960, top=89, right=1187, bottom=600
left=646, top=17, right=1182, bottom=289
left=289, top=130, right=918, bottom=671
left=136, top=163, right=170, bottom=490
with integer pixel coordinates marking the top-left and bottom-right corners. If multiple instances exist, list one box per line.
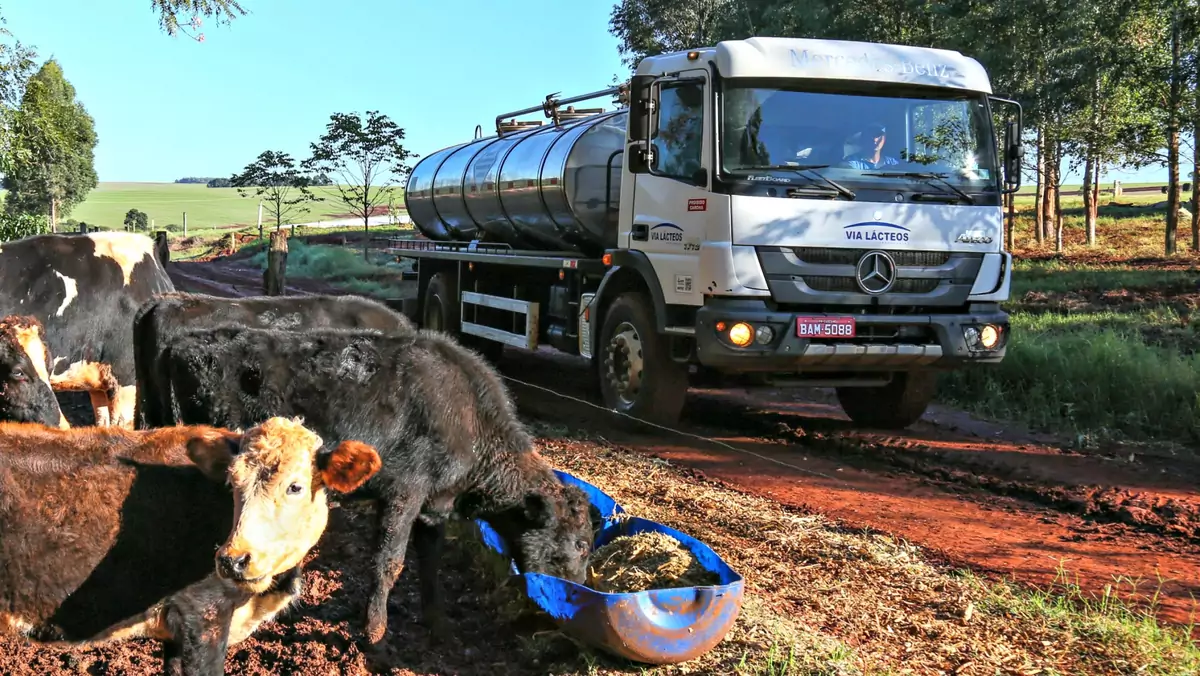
left=534, top=431, right=1200, bottom=676
left=587, top=531, right=721, bottom=593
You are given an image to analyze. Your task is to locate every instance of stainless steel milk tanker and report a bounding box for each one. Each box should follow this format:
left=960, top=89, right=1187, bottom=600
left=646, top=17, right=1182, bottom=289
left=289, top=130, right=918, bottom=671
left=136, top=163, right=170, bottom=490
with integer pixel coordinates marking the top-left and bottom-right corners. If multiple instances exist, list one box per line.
left=403, top=110, right=628, bottom=256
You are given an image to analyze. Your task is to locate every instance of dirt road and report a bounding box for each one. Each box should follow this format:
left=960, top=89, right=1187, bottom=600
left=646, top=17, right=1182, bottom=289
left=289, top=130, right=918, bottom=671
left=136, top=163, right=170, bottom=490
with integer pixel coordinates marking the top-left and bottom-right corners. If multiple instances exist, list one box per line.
left=165, top=255, right=1200, bottom=635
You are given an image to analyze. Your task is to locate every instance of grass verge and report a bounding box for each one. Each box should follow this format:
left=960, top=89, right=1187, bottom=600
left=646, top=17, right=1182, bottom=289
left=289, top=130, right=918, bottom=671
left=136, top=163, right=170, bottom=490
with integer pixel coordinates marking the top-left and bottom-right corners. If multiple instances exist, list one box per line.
left=243, top=239, right=413, bottom=297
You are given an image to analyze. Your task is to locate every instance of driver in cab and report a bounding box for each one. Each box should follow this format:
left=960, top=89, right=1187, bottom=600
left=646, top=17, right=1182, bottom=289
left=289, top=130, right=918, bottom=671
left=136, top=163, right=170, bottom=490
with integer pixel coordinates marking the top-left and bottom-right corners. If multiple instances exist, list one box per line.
left=841, top=122, right=900, bottom=170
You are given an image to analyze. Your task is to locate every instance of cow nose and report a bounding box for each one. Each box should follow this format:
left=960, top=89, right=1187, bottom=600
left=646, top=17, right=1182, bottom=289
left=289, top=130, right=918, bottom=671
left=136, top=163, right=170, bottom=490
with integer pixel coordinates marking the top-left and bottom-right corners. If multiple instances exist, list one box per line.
left=218, top=552, right=251, bottom=578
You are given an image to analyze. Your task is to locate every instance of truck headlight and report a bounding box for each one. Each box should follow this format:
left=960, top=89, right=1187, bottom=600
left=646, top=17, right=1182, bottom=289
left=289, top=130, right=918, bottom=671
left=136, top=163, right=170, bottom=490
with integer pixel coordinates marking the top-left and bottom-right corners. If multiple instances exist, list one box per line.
left=963, top=323, right=1005, bottom=351
left=728, top=322, right=754, bottom=347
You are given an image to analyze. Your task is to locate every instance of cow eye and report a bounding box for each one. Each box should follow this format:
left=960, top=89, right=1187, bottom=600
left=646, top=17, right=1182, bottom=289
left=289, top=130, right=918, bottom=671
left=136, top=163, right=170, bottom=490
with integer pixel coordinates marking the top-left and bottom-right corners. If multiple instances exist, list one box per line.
left=575, top=540, right=589, bottom=553
left=286, top=482, right=304, bottom=495
left=10, top=369, right=26, bottom=382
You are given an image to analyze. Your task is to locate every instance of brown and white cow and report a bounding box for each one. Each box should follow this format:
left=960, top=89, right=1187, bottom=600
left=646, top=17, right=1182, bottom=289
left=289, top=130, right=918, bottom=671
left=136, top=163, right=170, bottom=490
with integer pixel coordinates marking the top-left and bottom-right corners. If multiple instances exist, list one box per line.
left=0, top=230, right=175, bottom=428
left=0, top=416, right=381, bottom=674
left=0, top=315, right=67, bottom=428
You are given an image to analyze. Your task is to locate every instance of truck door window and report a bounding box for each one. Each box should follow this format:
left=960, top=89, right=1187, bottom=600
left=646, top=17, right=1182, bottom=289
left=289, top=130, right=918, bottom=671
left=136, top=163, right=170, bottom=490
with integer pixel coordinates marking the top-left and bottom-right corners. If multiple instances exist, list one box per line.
left=651, top=81, right=704, bottom=181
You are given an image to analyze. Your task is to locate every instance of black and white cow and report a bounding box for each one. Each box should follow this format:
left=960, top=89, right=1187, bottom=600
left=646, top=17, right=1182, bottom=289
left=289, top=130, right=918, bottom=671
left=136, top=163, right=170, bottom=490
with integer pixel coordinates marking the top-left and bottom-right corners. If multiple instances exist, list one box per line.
left=0, top=231, right=174, bottom=427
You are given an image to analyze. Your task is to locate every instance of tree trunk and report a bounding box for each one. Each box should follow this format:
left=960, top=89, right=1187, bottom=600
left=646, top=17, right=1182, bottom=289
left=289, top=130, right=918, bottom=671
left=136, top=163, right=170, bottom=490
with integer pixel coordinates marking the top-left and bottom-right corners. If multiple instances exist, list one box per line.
left=264, top=229, right=289, bottom=296
left=1166, top=6, right=1182, bottom=256
left=363, top=213, right=370, bottom=261
left=49, top=198, right=57, bottom=234
left=1083, top=154, right=1096, bottom=246
left=1192, top=80, right=1200, bottom=251
left=1042, top=139, right=1058, bottom=243
left=1034, top=129, right=1045, bottom=244
left=1054, top=141, right=1064, bottom=252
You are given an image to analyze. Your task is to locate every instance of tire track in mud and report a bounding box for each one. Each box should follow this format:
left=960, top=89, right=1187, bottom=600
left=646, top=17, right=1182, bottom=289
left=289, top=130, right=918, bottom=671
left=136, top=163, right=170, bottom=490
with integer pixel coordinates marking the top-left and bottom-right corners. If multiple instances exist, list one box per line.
left=680, top=395, right=1200, bottom=547
left=166, top=259, right=1200, bottom=632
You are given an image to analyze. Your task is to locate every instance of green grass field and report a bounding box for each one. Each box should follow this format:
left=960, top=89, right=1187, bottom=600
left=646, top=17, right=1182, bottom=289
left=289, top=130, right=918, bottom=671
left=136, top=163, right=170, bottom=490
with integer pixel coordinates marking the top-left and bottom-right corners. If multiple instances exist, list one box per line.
left=2, top=182, right=407, bottom=234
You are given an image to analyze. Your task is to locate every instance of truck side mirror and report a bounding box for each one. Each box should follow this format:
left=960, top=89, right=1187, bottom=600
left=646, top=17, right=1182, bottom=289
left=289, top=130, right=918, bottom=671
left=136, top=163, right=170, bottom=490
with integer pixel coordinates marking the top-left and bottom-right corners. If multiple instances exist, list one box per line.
left=627, top=75, right=655, bottom=143
left=990, top=95, right=1024, bottom=194
left=1004, top=119, right=1023, bottom=190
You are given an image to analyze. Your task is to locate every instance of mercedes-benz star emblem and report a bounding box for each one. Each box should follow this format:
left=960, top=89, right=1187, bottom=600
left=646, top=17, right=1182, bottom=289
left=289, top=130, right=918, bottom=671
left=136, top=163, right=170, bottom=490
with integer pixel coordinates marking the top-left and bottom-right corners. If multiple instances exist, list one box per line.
left=855, top=250, right=897, bottom=295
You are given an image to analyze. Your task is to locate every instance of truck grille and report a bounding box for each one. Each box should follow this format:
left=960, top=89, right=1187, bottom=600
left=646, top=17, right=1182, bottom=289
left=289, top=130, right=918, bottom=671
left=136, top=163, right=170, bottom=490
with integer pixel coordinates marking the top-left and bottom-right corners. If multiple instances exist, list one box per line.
left=802, top=275, right=940, bottom=294
left=791, top=247, right=951, bottom=267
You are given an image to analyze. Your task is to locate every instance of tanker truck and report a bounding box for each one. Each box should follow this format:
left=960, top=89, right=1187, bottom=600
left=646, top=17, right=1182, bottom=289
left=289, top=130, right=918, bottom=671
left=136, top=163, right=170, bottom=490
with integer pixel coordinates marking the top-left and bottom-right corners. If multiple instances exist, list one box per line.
left=392, top=36, right=1023, bottom=429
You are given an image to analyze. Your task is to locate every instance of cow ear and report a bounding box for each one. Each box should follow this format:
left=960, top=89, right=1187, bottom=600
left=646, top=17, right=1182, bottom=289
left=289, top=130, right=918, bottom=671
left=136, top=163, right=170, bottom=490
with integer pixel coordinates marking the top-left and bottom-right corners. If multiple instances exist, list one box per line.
left=317, top=440, right=382, bottom=493
left=187, top=431, right=242, bottom=481
left=523, top=492, right=552, bottom=527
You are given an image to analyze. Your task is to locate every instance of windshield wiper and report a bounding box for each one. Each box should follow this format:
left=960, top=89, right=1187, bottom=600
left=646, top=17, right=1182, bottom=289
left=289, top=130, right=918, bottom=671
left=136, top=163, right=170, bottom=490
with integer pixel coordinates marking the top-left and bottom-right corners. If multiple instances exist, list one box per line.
left=734, top=164, right=856, bottom=201
left=862, top=171, right=975, bottom=205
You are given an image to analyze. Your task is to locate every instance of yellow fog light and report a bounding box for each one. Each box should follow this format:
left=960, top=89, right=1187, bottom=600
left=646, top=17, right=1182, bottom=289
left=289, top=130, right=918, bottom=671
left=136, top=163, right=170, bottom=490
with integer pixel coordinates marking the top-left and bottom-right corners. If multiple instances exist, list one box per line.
left=728, top=322, right=754, bottom=347
left=980, top=324, right=1000, bottom=349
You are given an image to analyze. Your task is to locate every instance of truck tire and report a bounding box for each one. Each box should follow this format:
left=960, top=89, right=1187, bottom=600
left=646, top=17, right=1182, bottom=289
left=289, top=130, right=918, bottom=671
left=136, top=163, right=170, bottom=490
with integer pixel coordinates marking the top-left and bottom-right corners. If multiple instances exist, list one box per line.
left=597, top=292, right=688, bottom=426
left=422, top=271, right=504, bottom=363
left=835, top=371, right=938, bottom=430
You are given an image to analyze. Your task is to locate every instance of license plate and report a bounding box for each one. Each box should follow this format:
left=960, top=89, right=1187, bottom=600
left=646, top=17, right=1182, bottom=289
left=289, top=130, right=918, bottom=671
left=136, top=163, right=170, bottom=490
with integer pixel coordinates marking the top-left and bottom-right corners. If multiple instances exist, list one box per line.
left=795, top=316, right=856, bottom=338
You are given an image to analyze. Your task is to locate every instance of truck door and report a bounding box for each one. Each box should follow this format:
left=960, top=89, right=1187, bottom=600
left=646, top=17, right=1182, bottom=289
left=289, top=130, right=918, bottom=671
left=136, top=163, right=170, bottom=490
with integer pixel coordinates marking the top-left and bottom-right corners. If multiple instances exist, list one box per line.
left=628, top=71, right=709, bottom=307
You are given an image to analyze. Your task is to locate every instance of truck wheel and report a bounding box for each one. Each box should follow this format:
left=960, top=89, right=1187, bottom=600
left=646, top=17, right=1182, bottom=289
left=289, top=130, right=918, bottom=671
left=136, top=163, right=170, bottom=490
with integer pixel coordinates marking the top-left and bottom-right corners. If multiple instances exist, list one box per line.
left=835, top=371, right=938, bottom=430
left=422, top=271, right=504, bottom=363
left=597, top=293, right=688, bottom=426
left=423, top=271, right=457, bottom=334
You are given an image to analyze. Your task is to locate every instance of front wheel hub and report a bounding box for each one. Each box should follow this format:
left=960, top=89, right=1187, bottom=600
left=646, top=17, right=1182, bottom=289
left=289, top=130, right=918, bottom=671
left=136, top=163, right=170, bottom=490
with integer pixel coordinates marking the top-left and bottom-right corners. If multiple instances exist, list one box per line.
left=604, top=322, right=644, bottom=408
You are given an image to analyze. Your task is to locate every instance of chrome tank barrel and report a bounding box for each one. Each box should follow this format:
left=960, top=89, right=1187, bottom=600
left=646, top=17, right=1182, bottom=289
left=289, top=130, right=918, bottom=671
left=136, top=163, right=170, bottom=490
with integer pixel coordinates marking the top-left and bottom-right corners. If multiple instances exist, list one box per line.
left=403, top=110, right=627, bottom=256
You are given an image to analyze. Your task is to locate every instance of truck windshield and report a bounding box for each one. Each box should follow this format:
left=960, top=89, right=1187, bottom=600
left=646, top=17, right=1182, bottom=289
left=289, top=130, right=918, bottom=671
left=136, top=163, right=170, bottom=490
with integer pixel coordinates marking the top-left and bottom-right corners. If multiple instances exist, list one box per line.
left=720, top=83, right=998, bottom=190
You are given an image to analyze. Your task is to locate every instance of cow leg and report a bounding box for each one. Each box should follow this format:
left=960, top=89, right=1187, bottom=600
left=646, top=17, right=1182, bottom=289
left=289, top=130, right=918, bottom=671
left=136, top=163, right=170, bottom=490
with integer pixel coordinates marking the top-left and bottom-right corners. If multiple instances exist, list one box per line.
left=108, top=384, right=138, bottom=429
left=165, top=596, right=233, bottom=676
left=365, top=496, right=423, bottom=645
left=413, top=516, right=448, bottom=640
left=88, top=390, right=112, bottom=427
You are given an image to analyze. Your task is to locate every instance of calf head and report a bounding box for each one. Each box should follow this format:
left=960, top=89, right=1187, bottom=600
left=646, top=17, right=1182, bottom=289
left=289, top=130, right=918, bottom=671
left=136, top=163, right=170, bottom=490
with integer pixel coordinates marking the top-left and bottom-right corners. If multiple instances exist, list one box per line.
left=186, top=416, right=382, bottom=594
left=491, top=482, right=594, bottom=584
left=0, top=316, right=67, bottom=428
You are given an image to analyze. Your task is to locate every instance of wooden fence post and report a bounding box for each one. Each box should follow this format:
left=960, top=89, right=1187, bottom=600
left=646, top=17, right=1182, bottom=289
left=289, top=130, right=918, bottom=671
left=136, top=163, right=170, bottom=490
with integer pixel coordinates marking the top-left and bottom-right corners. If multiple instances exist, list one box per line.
left=264, top=229, right=289, bottom=296
left=154, top=230, right=169, bottom=267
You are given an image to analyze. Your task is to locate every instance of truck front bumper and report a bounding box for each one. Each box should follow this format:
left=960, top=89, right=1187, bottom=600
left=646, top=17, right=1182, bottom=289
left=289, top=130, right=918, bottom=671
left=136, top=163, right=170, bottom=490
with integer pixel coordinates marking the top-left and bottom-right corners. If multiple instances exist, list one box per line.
left=694, top=299, right=1009, bottom=372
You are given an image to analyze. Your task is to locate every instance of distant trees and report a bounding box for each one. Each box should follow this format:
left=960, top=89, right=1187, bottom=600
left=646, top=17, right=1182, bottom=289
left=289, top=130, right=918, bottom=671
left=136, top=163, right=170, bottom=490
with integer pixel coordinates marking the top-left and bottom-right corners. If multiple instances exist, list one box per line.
left=206, top=177, right=232, bottom=188
left=123, top=208, right=149, bottom=232
left=2, top=59, right=98, bottom=232
left=230, top=150, right=319, bottom=240
left=606, top=0, right=1200, bottom=256
left=304, top=110, right=415, bottom=258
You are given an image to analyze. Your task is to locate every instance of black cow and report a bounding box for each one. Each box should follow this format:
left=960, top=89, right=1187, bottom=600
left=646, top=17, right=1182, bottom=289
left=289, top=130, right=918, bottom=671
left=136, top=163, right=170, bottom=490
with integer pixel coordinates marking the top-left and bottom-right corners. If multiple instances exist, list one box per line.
left=154, top=325, right=593, bottom=646
left=132, top=291, right=415, bottom=430
left=0, top=231, right=174, bottom=427
left=0, top=315, right=67, bottom=427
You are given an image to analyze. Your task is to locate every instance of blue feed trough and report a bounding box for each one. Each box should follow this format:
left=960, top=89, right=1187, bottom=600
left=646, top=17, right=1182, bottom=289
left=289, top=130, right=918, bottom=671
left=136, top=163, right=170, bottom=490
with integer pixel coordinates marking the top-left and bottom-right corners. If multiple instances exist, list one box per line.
left=474, top=470, right=745, bottom=664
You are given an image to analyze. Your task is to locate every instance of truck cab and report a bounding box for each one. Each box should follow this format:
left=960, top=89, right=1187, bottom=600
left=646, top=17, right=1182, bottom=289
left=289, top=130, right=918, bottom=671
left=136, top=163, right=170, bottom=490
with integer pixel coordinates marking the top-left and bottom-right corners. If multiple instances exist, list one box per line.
left=597, top=36, right=1022, bottom=427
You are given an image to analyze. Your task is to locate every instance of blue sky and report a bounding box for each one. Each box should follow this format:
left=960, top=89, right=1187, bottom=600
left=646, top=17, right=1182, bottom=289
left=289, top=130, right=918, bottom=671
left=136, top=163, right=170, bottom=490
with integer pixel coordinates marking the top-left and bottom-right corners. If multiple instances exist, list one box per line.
left=2, top=1, right=1174, bottom=185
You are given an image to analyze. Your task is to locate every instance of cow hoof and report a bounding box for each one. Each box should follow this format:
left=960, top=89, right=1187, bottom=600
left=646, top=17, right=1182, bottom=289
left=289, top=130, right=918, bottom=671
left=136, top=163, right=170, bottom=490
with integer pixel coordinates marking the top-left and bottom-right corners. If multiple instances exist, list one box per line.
left=364, top=600, right=388, bottom=646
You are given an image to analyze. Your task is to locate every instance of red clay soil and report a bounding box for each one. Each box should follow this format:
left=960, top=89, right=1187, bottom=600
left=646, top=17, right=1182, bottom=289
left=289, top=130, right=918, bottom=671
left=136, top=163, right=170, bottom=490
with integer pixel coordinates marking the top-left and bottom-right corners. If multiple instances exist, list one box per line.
left=165, top=258, right=1200, bottom=634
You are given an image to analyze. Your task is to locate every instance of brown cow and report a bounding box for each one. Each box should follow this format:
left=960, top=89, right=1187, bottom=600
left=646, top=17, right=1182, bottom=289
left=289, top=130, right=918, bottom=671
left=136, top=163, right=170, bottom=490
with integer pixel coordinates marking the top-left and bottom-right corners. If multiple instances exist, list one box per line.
left=0, top=416, right=381, bottom=675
